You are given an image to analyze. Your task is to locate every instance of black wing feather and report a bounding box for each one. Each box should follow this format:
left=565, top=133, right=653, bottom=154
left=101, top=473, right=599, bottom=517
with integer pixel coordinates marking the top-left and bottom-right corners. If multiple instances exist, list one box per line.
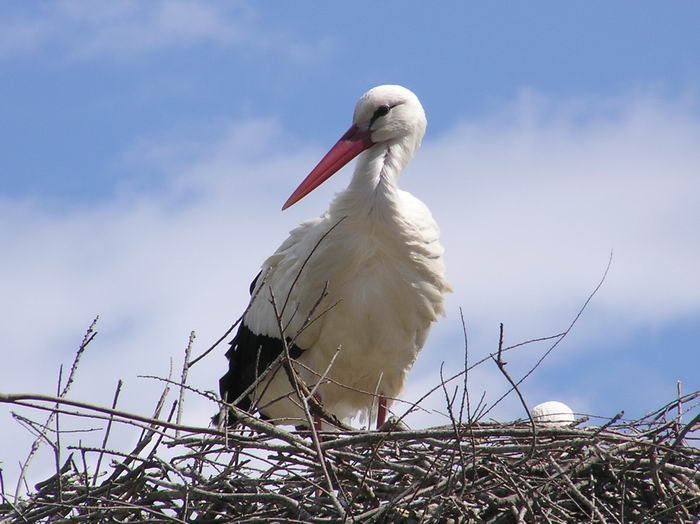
left=218, top=272, right=304, bottom=423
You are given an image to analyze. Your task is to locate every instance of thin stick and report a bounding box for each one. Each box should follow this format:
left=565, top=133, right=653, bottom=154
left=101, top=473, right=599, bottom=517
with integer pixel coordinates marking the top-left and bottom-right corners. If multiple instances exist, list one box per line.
left=189, top=268, right=270, bottom=368
left=176, top=331, right=195, bottom=437
left=269, top=289, right=347, bottom=517
left=13, top=317, right=98, bottom=500
left=281, top=216, right=347, bottom=318
left=491, top=323, right=537, bottom=459
left=0, top=393, right=315, bottom=454
left=54, top=365, right=63, bottom=504
left=484, top=251, right=613, bottom=417
left=93, top=379, right=123, bottom=486
left=458, top=307, right=471, bottom=424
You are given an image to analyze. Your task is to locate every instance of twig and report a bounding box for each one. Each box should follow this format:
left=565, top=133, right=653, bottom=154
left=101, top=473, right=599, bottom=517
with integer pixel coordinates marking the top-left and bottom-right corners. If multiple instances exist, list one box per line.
left=491, top=323, right=537, bottom=459
left=176, top=331, right=195, bottom=437
left=13, top=317, right=98, bottom=500
left=281, top=216, right=347, bottom=318
left=189, top=267, right=271, bottom=368
left=483, top=251, right=613, bottom=417
left=93, top=379, right=123, bottom=486
left=269, top=288, right=347, bottom=517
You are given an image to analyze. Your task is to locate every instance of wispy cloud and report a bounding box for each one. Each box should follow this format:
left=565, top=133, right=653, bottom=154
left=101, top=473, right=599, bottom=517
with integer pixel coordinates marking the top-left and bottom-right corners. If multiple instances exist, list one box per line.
left=0, top=1, right=330, bottom=62
left=2, top=91, right=699, bottom=486
left=414, top=91, right=700, bottom=342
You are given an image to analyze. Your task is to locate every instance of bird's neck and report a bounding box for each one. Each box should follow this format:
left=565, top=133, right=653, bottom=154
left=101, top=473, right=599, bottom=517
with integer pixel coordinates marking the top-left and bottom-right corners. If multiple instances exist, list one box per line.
left=330, top=138, right=417, bottom=219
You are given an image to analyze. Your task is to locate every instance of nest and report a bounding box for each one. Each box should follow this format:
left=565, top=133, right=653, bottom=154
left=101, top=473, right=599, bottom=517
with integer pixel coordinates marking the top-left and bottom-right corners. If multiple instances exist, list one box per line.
left=1, top=290, right=699, bottom=523
left=1, top=389, right=698, bottom=523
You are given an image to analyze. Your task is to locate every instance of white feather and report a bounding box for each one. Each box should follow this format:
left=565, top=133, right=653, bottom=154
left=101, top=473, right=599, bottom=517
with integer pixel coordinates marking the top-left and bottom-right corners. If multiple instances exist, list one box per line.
left=244, top=86, right=451, bottom=425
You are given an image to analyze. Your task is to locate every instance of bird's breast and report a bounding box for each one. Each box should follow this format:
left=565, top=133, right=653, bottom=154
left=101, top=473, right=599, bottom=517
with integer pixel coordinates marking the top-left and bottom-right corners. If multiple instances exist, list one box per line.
left=299, top=227, right=441, bottom=366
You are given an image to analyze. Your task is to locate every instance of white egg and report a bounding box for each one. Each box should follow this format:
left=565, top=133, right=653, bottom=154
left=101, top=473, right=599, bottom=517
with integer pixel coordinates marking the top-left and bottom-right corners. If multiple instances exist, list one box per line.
left=531, top=401, right=575, bottom=426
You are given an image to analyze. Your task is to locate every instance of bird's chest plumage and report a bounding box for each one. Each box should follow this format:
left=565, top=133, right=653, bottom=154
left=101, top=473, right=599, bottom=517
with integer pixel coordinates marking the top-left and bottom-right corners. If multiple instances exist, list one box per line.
left=289, top=221, right=441, bottom=409
left=322, top=245, right=420, bottom=353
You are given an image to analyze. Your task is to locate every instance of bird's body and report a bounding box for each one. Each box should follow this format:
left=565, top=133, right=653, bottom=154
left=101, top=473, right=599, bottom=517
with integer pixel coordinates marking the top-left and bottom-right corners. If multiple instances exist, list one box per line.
left=220, top=85, right=451, bottom=428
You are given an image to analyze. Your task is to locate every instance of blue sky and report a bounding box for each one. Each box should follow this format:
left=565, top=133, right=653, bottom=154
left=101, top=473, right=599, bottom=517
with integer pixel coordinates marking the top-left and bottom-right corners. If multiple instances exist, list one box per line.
left=4, top=2, right=699, bottom=200
left=2, top=1, right=699, bottom=485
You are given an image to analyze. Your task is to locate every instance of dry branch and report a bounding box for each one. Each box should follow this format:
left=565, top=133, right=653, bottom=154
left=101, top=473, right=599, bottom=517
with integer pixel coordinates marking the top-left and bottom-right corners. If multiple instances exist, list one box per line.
left=1, top=388, right=698, bottom=523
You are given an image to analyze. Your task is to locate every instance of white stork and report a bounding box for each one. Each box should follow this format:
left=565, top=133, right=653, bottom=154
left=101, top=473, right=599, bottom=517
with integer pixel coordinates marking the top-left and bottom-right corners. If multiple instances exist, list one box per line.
left=219, top=85, right=451, bottom=430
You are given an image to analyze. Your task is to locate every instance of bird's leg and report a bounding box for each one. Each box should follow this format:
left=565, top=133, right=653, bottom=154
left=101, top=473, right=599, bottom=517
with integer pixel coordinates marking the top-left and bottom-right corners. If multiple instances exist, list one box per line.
left=312, top=392, right=323, bottom=433
left=377, top=396, right=387, bottom=429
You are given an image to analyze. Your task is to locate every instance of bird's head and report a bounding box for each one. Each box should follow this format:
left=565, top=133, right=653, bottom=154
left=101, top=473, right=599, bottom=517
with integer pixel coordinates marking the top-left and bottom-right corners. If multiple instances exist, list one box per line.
left=282, top=85, right=426, bottom=210
left=352, top=84, right=426, bottom=146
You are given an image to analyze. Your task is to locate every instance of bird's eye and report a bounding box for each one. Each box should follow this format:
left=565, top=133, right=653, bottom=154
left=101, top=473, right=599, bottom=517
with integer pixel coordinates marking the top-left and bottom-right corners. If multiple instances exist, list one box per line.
left=369, top=104, right=392, bottom=128
left=373, top=105, right=391, bottom=119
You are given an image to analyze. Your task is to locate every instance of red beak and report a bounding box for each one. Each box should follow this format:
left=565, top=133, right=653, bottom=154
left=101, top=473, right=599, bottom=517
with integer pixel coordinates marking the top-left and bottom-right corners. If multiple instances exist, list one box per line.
left=282, top=125, right=374, bottom=210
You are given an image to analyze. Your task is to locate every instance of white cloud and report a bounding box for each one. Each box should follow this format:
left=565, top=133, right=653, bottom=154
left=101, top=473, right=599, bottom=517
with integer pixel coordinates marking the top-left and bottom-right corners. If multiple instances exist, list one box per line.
left=411, top=91, right=700, bottom=345
left=0, top=1, right=330, bottom=62
left=2, top=92, right=699, bottom=490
